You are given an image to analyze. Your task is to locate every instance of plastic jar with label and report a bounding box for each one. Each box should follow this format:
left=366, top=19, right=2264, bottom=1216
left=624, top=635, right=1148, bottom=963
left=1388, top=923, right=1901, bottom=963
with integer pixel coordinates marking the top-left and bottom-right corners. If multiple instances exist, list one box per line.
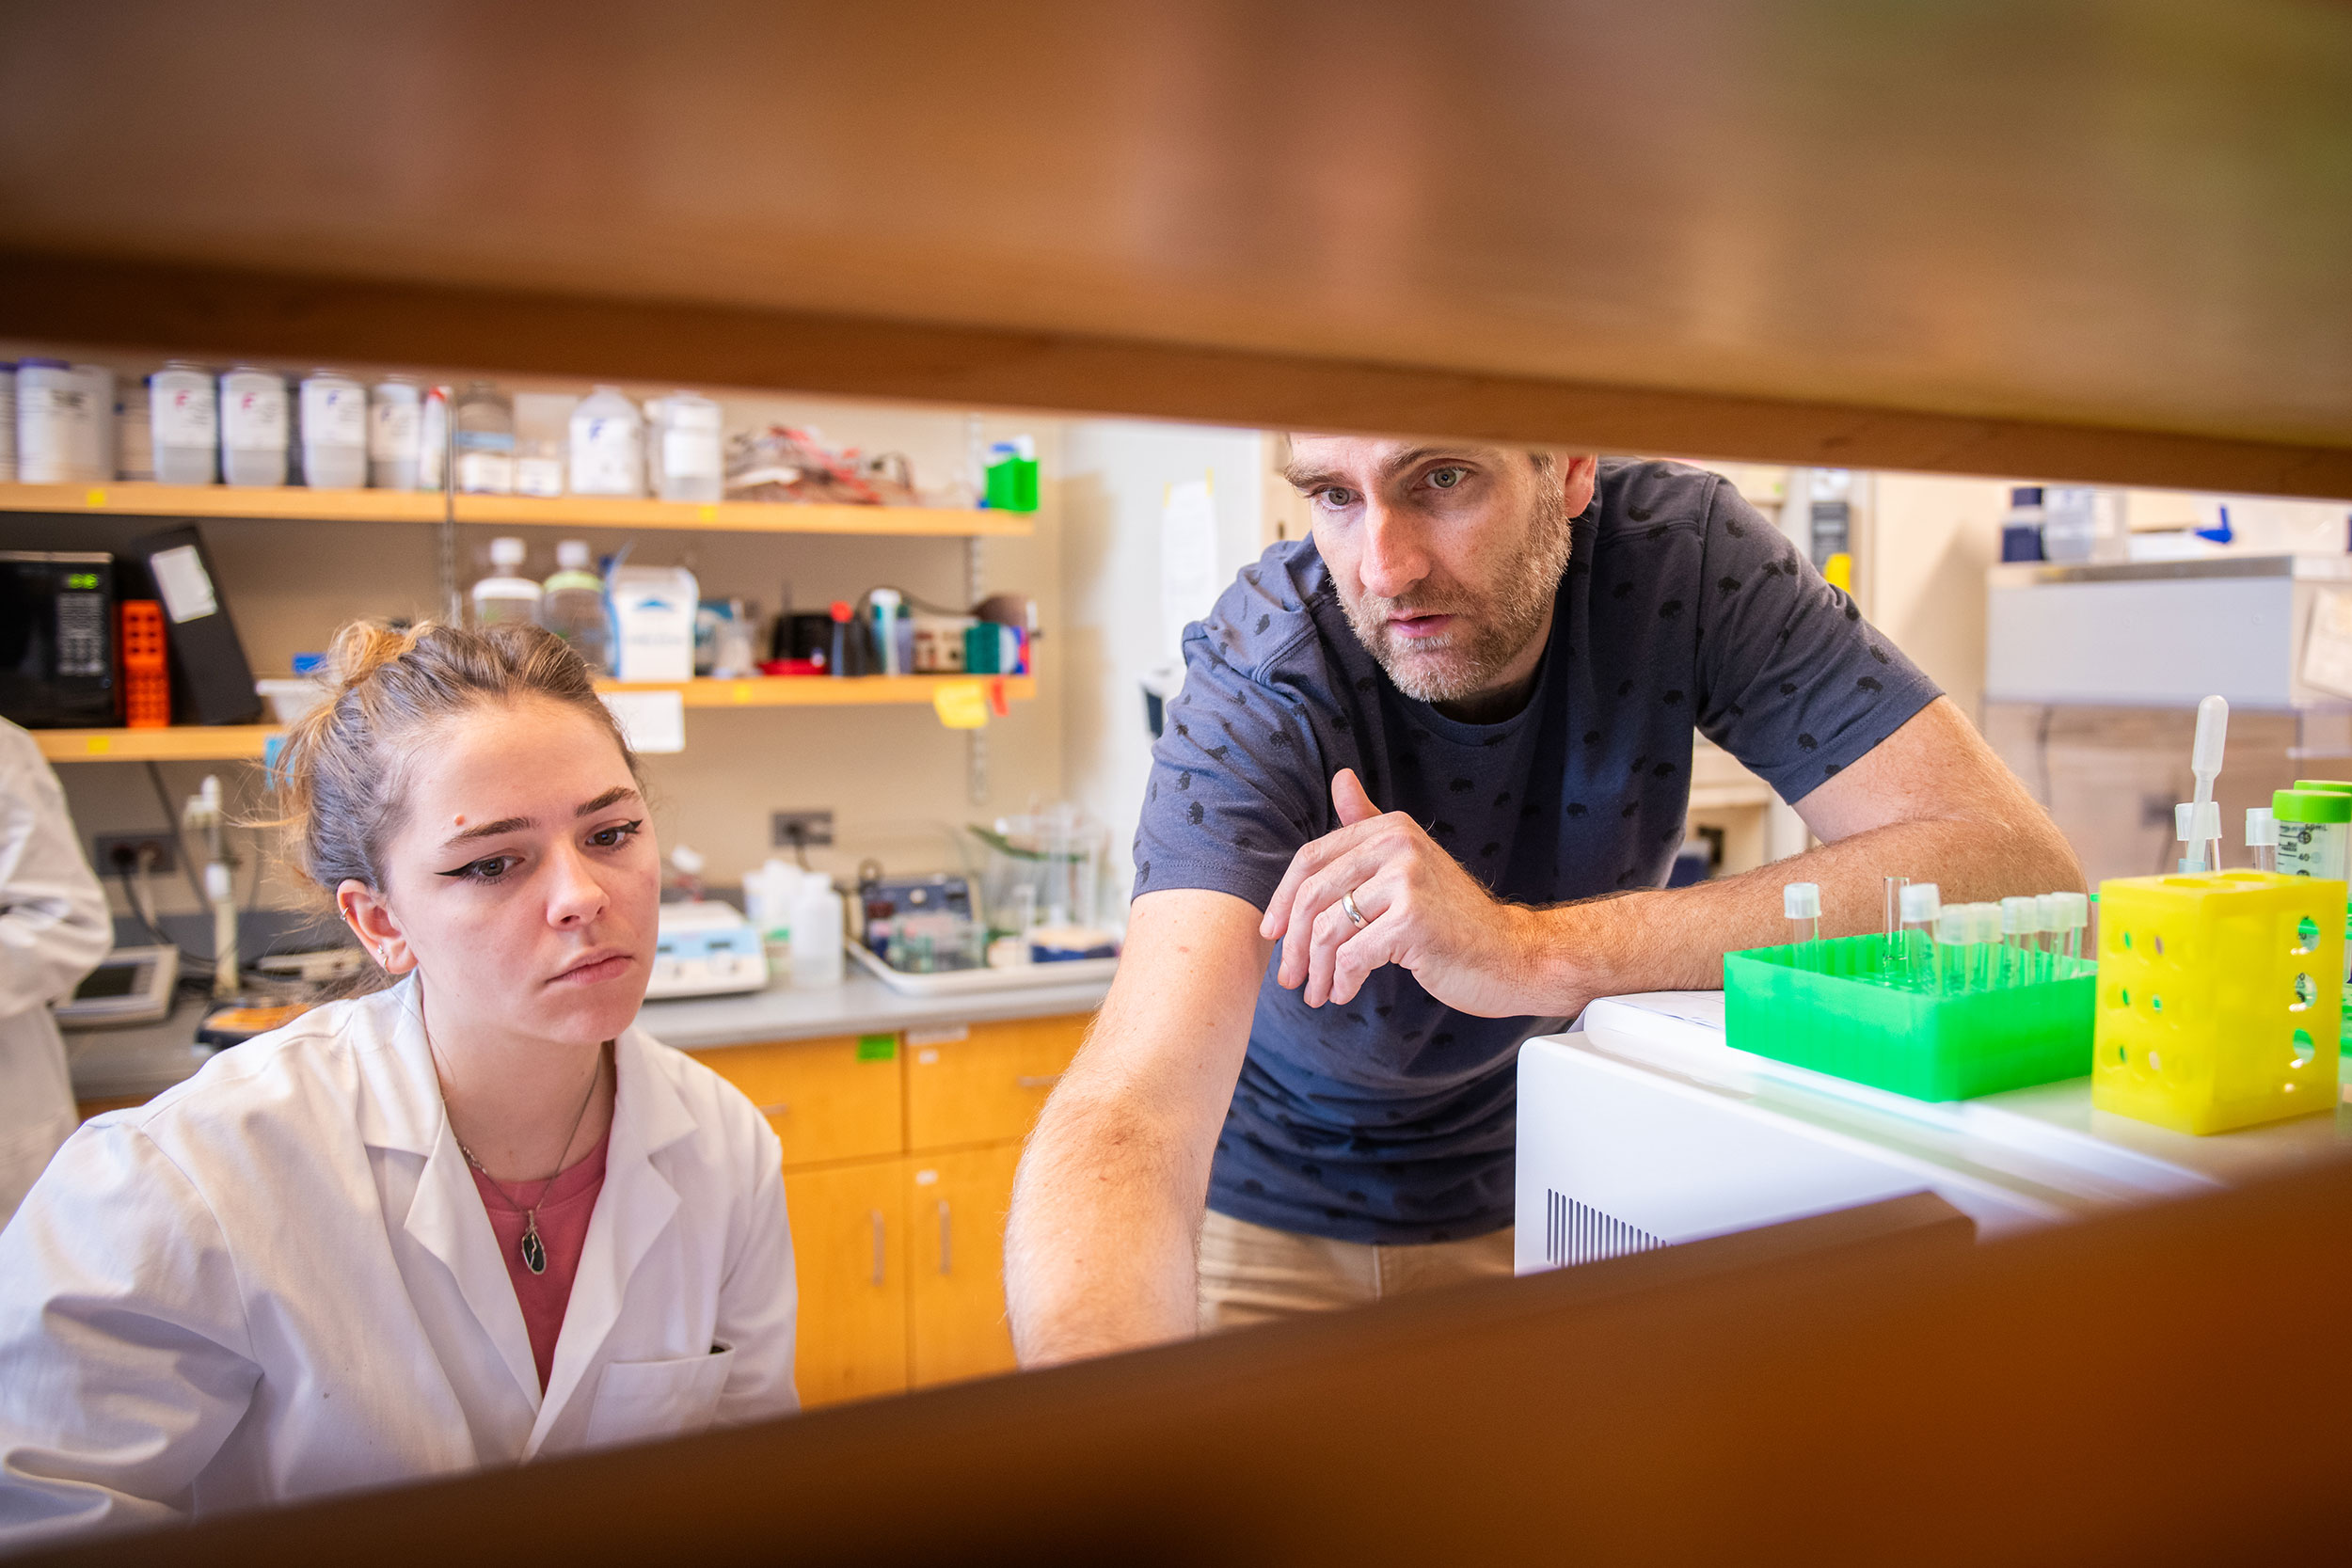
left=453, top=382, right=516, bottom=495
left=115, top=379, right=154, bottom=481
left=218, top=367, right=290, bottom=487
left=16, top=358, right=105, bottom=484
left=2273, top=789, right=2352, bottom=882
left=567, top=386, right=644, bottom=497
left=299, top=371, right=369, bottom=489
left=76, top=366, right=117, bottom=482
left=647, top=391, right=723, bottom=503
left=150, top=361, right=218, bottom=484
left=0, top=363, right=15, bottom=480
left=367, top=377, right=421, bottom=489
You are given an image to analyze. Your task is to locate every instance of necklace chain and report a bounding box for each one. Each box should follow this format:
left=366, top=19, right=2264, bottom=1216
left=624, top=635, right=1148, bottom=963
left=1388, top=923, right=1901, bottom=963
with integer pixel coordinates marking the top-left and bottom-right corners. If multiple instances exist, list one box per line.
left=421, top=1001, right=606, bottom=1276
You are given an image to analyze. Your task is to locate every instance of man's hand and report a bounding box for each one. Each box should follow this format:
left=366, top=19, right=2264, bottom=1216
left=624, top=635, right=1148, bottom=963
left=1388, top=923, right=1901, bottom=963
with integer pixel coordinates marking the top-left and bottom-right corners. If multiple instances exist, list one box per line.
left=1260, top=769, right=1566, bottom=1018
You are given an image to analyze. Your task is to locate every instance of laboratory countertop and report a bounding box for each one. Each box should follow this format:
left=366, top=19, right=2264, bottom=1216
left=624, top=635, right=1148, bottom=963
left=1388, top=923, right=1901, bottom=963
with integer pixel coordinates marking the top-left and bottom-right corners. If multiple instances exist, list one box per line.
left=1569, top=991, right=2348, bottom=1218
left=64, top=969, right=1114, bottom=1103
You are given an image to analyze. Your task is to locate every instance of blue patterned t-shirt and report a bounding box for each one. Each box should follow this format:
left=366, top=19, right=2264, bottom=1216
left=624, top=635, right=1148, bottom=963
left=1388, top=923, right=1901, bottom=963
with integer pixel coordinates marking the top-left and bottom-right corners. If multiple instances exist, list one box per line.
left=1130, top=458, right=1942, bottom=1244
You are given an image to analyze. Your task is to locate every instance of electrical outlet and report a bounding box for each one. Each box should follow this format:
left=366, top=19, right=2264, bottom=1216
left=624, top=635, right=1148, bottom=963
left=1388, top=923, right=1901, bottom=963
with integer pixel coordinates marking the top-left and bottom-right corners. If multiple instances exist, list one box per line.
left=771, top=810, right=835, bottom=849
left=95, top=833, right=177, bottom=875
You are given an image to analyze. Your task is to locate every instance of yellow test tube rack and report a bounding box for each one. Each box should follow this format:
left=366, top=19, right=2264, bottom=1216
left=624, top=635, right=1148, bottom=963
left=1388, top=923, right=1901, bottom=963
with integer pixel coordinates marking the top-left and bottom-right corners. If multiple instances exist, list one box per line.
left=2091, top=870, right=2344, bottom=1135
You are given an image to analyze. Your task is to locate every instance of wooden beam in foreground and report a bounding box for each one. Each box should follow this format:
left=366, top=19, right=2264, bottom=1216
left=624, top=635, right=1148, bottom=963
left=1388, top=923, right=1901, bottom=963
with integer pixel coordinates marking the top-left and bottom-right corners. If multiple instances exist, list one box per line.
left=6, top=250, right=2348, bottom=501
left=25, top=1163, right=2352, bottom=1567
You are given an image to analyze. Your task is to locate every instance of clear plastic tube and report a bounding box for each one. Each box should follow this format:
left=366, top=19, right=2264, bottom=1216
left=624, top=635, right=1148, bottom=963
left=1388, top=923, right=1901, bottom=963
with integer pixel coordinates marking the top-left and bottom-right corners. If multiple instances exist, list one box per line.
left=1999, top=896, right=2035, bottom=988
left=1899, top=883, right=1941, bottom=992
left=1784, top=882, right=1822, bottom=972
left=1935, top=906, right=1970, bottom=995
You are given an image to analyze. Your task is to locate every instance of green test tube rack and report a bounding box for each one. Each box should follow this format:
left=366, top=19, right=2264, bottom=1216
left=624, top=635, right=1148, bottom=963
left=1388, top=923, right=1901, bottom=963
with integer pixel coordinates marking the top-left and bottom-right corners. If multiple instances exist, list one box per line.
left=1723, top=934, right=2097, bottom=1101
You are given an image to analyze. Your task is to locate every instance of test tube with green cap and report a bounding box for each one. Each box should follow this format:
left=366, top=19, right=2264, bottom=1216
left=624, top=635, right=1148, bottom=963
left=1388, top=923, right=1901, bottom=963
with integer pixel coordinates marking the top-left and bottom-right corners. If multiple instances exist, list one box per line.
left=1783, top=881, right=1822, bottom=971
left=2273, top=788, right=2352, bottom=882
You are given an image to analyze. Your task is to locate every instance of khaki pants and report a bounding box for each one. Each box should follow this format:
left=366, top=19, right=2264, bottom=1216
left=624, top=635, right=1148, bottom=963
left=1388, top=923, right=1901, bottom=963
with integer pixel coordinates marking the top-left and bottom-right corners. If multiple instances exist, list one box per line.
left=1196, top=1208, right=1517, bottom=1334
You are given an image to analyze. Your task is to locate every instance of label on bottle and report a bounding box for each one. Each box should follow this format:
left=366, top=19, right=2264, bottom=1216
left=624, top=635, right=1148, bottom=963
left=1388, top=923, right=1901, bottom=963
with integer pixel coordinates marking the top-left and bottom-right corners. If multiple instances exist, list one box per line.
left=456, top=451, right=515, bottom=494
left=151, top=380, right=217, bottom=448
left=369, top=397, right=418, bottom=460
left=301, top=381, right=367, bottom=448
left=515, top=454, right=565, bottom=497
left=221, top=382, right=288, bottom=451
left=571, top=417, right=643, bottom=494
left=149, top=544, right=219, bottom=624
left=16, top=382, right=97, bottom=474
left=2277, top=819, right=2350, bottom=882
left=661, top=425, right=721, bottom=480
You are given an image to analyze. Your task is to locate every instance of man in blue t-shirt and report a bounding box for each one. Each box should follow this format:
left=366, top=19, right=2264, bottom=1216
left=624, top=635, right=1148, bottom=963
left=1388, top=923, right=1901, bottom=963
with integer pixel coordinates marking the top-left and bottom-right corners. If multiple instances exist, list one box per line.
left=1006, top=439, right=2081, bottom=1364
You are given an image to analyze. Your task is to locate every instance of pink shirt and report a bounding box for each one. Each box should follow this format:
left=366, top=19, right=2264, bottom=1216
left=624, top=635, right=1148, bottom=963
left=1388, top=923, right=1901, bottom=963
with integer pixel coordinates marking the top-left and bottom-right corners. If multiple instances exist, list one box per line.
left=469, top=1127, right=611, bottom=1392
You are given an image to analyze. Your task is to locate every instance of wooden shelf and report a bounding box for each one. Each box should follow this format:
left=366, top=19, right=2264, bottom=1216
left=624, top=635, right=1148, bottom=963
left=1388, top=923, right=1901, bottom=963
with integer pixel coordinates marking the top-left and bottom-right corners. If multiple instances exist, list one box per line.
left=34, top=676, right=1036, bottom=761
left=36, top=725, right=278, bottom=763
left=0, top=482, right=1031, bottom=538
left=602, top=674, right=1035, bottom=709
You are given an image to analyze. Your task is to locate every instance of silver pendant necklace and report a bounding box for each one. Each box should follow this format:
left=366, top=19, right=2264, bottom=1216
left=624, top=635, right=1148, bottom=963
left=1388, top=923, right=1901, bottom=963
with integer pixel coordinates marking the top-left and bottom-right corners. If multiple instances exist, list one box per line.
left=426, top=1011, right=606, bottom=1277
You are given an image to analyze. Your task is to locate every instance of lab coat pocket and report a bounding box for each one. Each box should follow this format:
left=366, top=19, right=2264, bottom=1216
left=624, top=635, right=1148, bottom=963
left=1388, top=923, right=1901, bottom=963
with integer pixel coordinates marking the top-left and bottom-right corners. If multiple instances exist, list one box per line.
left=582, top=1343, right=737, bottom=1448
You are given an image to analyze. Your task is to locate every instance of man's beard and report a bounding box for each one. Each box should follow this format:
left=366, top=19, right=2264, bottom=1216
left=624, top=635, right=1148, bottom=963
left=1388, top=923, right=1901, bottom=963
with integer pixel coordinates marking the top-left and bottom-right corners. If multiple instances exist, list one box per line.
left=1340, top=483, right=1573, bottom=705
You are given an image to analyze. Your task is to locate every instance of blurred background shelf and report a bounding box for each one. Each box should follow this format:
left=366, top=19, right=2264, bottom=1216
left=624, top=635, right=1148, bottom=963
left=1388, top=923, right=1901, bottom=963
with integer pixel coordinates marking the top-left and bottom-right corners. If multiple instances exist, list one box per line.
left=32, top=676, right=1036, bottom=762
left=0, top=482, right=1030, bottom=537
left=34, top=725, right=278, bottom=762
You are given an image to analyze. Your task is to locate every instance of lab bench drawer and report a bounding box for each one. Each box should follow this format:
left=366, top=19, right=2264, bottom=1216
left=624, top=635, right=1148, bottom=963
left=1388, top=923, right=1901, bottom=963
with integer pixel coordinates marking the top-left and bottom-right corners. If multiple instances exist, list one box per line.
left=689, top=1034, right=905, bottom=1166
left=903, top=1013, right=1090, bottom=1151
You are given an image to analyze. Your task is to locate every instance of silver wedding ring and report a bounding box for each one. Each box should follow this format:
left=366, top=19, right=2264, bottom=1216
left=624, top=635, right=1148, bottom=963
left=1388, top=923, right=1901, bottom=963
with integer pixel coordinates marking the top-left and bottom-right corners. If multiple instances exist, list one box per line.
left=1340, top=889, right=1369, bottom=930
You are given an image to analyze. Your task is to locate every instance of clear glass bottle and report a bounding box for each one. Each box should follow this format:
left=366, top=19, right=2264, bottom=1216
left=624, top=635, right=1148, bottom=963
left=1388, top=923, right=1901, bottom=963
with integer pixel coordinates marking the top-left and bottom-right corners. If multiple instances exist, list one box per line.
left=453, top=381, right=515, bottom=495
left=646, top=390, right=723, bottom=503
left=538, top=539, right=611, bottom=673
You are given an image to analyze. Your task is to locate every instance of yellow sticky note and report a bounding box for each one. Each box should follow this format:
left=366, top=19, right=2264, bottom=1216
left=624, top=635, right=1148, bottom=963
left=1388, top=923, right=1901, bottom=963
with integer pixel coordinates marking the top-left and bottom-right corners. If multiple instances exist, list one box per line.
left=932, top=680, right=990, bottom=730
left=85, top=488, right=108, bottom=508
left=85, top=735, right=112, bottom=755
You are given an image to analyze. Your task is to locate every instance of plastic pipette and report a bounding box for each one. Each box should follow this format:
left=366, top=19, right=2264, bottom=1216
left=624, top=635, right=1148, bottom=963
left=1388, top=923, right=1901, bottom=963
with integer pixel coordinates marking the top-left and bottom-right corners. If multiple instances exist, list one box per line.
left=2178, top=694, right=2229, bottom=873
left=1784, top=882, right=1822, bottom=970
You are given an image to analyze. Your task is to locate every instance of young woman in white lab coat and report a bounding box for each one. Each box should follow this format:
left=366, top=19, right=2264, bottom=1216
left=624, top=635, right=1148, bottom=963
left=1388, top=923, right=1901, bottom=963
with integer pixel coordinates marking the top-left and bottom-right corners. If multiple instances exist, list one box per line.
left=0, top=622, right=798, bottom=1547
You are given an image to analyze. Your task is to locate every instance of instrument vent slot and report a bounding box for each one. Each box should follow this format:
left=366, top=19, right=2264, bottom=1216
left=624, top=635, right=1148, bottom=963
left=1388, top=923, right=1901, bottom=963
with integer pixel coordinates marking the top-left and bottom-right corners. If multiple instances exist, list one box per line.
left=1544, top=1189, right=1665, bottom=1268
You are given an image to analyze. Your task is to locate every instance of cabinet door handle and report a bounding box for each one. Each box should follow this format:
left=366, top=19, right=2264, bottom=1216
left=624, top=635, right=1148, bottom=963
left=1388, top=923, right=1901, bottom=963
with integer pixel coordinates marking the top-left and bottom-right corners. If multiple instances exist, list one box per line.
left=937, top=1199, right=952, bottom=1275
left=869, top=1210, right=886, bottom=1286
left=755, top=1101, right=790, bottom=1117
left=1015, top=1073, right=1063, bottom=1089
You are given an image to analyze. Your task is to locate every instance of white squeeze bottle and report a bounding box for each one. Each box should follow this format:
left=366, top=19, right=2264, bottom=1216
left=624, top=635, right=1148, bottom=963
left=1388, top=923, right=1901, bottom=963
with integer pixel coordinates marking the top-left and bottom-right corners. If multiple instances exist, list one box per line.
left=538, top=539, right=611, bottom=674
left=790, top=871, right=846, bottom=987
left=471, top=536, right=542, bottom=627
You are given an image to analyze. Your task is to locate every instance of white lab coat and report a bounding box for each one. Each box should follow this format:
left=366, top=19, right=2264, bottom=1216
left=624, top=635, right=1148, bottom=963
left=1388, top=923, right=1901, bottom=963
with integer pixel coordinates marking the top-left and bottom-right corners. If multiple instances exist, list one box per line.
left=0, top=977, right=799, bottom=1548
left=0, top=721, right=110, bottom=1230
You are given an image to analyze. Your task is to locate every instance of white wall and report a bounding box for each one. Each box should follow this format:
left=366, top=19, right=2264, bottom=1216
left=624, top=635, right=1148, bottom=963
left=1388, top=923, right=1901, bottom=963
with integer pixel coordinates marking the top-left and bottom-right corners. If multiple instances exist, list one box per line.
left=1058, top=420, right=1270, bottom=921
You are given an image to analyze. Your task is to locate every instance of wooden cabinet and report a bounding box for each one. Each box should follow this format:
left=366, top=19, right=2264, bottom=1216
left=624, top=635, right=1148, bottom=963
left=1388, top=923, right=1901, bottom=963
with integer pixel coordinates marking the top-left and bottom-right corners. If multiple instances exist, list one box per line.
left=904, top=1014, right=1091, bottom=1151
left=904, top=1143, right=1024, bottom=1389
left=690, top=1033, right=902, bottom=1167
left=779, top=1158, right=908, bottom=1407
left=691, top=1009, right=1089, bottom=1409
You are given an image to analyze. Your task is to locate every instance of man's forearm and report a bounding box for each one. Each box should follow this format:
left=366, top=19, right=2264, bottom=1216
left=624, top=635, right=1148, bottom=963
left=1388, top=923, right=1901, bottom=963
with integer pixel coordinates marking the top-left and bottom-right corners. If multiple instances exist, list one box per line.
left=1005, top=1088, right=1205, bottom=1367
left=1521, top=808, right=2084, bottom=1013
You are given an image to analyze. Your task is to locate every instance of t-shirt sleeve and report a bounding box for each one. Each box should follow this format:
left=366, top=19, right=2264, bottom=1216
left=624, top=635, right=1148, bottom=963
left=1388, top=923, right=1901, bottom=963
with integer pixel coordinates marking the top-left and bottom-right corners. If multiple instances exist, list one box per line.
left=1689, top=479, right=1943, bottom=803
left=1130, top=620, right=1330, bottom=912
